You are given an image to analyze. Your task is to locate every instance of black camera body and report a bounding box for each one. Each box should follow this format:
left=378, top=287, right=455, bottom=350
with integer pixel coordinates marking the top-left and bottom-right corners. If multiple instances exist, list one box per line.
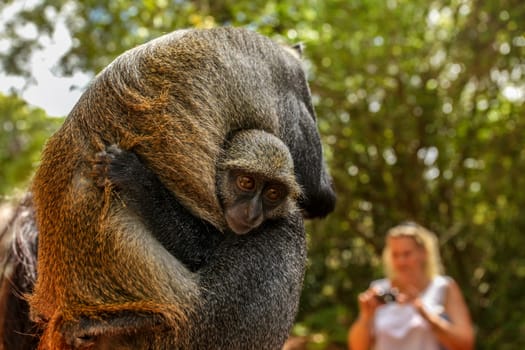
left=375, top=288, right=398, bottom=303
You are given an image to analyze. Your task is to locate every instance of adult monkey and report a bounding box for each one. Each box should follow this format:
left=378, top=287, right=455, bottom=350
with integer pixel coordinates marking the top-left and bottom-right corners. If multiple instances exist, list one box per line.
left=8, top=27, right=336, bottom=349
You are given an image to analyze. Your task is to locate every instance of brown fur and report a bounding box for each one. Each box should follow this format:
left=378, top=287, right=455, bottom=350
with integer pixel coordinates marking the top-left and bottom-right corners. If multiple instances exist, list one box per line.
left=0, top=193, right=40, bottom=349
left=29, top=27, right=313, bottom=348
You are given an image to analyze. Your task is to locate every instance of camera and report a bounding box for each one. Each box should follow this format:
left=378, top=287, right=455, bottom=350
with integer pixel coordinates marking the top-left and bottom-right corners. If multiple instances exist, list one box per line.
left=375, top=288, right=398, bottom=303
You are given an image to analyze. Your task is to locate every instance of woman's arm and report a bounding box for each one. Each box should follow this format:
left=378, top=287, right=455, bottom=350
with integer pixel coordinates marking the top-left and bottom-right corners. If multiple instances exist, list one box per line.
left=348, top=289, right=380, bottom=350
left=348, top=314, right=373, bottom=350
left=416, top=279, right=475, bottom=350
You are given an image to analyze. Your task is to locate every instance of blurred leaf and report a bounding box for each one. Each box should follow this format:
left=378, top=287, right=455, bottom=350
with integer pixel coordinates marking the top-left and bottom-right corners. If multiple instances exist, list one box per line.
left=0, top=93, right=63, bottom=196
left=2, top=0, right=525, bottom=348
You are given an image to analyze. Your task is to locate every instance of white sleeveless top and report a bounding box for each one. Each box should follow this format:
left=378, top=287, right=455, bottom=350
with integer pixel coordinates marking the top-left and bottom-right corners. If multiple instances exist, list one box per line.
left=371, top=275, right=450, bottom=350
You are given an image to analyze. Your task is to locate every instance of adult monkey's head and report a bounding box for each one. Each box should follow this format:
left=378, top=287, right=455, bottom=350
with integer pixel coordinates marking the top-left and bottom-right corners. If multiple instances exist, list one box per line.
left=272, top=34, right=337, bottom=219
left=264, top=36, right=337, bottom=219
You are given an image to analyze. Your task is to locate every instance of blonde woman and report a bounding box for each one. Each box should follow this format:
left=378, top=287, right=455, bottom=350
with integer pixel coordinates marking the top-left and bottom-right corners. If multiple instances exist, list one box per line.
left=348, top=222, right=474, bottom=350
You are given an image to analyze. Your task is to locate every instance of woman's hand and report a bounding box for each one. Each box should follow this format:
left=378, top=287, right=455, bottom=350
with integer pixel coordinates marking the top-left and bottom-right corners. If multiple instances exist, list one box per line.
left=411, top=282, right=475, bottom=350
left=357, top=287, right=383, bottom=320
left=413, top=298, right=441, bottom=326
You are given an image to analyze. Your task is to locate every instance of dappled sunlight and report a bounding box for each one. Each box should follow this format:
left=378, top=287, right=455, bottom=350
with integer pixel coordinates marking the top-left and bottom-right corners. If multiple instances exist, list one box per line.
left=1, top=0, right=524, bottom=348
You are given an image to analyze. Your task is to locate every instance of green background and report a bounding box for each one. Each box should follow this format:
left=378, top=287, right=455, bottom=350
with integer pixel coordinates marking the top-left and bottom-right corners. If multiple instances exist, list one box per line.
left=1, top=1, right=524, bottom=348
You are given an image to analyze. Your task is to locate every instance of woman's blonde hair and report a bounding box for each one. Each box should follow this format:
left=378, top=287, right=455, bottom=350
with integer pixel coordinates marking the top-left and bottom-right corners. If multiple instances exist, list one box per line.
left=382, top=222, right=444, bottom=280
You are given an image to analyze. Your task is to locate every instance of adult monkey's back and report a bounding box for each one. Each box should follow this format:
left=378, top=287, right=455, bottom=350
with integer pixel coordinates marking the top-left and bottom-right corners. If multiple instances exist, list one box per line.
left=28, top=27, right=336, bottom=349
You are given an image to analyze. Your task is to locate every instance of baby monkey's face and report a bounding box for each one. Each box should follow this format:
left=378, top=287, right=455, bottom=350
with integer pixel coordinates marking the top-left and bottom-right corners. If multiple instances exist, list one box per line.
left=223, top=170, right=290, bottom=235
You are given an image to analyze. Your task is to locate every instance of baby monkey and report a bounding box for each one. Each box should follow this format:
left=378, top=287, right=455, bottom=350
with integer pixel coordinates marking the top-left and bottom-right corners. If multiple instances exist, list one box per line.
left=92, top=129, right=301, bottom=268
left=217, top=129, right=302, bottom=234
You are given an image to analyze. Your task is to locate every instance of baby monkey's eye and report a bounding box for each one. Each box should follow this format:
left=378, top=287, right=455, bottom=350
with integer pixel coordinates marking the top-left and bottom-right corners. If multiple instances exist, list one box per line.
left=236, top=175, right=256, bottom=191
left=264, top=185, right=285, bottom=202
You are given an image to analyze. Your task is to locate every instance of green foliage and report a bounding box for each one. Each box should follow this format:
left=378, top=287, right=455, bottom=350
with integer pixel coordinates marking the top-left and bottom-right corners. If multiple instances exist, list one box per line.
left=0, top=94, right=63, bottom=197
left=1, top=0, right=525, bottom=348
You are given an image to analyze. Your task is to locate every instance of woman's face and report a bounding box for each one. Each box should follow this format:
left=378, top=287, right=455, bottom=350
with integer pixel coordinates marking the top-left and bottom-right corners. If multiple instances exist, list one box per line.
left=388, top=236, right=427, bottom=281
